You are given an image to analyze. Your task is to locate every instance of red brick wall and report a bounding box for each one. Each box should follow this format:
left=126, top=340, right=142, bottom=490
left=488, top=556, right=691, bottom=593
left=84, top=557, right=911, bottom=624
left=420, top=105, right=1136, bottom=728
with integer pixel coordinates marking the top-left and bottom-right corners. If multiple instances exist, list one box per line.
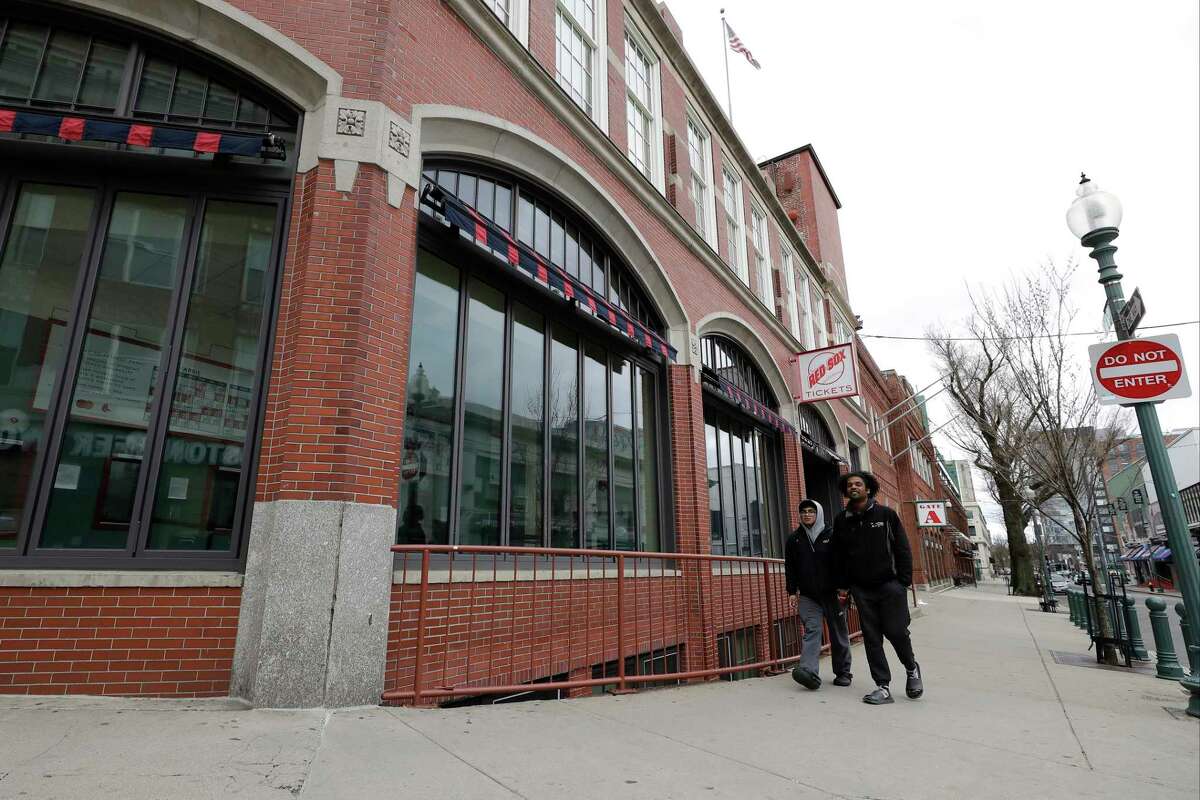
left=0, top=587, right=240, bottom=697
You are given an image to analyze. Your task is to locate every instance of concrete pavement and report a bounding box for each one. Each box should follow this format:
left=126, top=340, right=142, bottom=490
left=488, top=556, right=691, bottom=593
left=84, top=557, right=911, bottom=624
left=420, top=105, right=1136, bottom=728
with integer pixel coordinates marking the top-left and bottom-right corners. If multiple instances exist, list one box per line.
left=1, top=582, right=1196, bottom=799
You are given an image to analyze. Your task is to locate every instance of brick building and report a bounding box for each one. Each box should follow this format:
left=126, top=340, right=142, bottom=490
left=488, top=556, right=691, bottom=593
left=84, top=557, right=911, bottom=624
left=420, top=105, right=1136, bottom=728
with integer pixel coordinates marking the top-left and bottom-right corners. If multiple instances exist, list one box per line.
left=2, top=0, right=962, bottom=706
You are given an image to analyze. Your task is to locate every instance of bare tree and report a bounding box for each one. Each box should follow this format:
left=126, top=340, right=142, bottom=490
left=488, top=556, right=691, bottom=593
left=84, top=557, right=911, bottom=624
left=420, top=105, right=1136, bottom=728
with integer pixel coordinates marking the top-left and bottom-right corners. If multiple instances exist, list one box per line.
left=929, top=295, right=1041, bottom=596
left=1001, top=263, right=1127, bottom=663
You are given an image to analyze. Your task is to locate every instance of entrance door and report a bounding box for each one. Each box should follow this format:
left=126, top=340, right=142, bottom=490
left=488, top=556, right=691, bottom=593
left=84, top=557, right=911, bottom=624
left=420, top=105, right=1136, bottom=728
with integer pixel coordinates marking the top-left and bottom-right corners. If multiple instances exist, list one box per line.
left=802, top=448, right=840, bottom=521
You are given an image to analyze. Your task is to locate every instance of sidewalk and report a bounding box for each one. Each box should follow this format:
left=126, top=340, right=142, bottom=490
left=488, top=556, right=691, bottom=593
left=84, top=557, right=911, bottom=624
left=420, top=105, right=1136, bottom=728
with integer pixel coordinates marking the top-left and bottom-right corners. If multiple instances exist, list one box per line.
left=1, top=583, right=1196, bottom=799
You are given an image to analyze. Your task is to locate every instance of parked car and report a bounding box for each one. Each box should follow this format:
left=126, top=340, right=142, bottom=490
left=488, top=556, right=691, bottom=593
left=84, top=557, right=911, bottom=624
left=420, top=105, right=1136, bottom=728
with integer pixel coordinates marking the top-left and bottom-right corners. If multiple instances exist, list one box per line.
left=1050, top=573, right=1072, bottom=594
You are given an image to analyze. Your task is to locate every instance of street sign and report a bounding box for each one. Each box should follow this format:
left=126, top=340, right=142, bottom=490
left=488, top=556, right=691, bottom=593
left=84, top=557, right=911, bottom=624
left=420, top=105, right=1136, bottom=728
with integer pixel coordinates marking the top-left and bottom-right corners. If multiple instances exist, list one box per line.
left=916, top=501, right=946, bottom=527
left=1118, top=288, right=1145, bottom=335
left=1088, top=334, right=1191, bottom=405
left=1116, top=497, right=1128, bottom=511
left=792, top=341, right=860, bottom=403
left=1132, top=488, right=1144, bottom=505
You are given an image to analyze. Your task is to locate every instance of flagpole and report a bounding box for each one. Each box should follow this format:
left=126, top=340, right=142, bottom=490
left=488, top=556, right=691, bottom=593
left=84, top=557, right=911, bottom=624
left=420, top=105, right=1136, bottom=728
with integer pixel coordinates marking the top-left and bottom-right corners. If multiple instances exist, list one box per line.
left=720, top=8, right=732, bottom=122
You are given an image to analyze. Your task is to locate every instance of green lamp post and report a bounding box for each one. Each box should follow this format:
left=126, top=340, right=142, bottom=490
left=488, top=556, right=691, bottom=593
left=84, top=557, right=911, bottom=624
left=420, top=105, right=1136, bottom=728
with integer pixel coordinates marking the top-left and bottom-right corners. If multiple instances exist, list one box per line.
left=1067, top=176, right=1200, bottom=717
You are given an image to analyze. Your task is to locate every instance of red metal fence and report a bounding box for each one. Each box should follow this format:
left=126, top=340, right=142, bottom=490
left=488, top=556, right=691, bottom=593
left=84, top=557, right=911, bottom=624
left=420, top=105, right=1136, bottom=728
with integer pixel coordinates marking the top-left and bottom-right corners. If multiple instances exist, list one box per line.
left=383, top=545, right=862, bottom=705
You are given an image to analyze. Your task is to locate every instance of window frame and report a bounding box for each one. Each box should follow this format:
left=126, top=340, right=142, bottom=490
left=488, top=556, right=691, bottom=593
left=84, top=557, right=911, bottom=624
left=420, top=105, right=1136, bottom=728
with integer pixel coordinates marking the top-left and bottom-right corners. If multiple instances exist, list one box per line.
left=685, top=111, right=717, bottom=248
left=622, top=15, right=664, bottom=193
left=0, top=163, right=292, bottom=570
left=720, top=164, right=748, bottom=285
left=749, top=204, right=771, bottom=306
left=554, top=0, right=609, bottom=131
left=485, top=0, right=530, bottom=47
left=810, top=287, right=827, bottom=346
left=781, top=246, right=801, bottom=343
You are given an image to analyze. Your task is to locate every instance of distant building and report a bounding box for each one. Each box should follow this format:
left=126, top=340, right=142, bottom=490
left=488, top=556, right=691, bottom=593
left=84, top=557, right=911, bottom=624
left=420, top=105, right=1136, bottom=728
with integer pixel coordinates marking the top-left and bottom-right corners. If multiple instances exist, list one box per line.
left=942, top=459, right=993, bottom=579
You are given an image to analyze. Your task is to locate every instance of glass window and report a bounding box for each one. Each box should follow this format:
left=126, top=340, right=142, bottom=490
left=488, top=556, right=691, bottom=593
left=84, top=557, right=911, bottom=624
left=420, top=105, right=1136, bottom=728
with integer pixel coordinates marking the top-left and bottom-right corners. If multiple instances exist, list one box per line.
left=811, top=288, right=826, bottom=346
left=704, top=410, right=783, bottom=558
left=399, top=251, right=461, bottom=545
left=549, top=325, right=579, bottom=547
left=686, top=117, right=713, bottom=242
left=508, top=303, right=544, bottom=548
left=459, top=280, right=506, bottom=546
left=612, top=358, right=635, bottom=551
left=32, top=29, right=90, bottom=105
left=705, top=422, right=723, bottom=554
left=144, top=201, right=276, bottom=551
left=624, top=32, right=655, bottom=180
left=40, top=193, right=191, bottom=549
left=583, top=342, right=609, bottom=549
left=0, top=184, right=97, bottom=548
left=721, top=167, right=747, bottom=284
left=750, top=207, right=771, bottom=304
left=555, top=1, right=597, bottom=116
left=782, top=247, right=802, bottom=343
left=635, top=366, right=658, bottom=552
left=488, top=0, right=511, bottom=25
left=0, top=22, right=44, bottom=100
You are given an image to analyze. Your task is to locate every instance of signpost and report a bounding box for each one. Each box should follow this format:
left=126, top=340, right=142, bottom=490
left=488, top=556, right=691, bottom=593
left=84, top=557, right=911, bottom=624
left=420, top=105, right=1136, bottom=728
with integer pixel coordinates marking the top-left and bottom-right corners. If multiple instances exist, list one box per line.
left=1118, top=287, right=1145, bottom=335
left=792, top=342, right=860, bottom=404
left=916, top=501, right=946, bottom=528
left=1088, top=334, right=1191, bottom=406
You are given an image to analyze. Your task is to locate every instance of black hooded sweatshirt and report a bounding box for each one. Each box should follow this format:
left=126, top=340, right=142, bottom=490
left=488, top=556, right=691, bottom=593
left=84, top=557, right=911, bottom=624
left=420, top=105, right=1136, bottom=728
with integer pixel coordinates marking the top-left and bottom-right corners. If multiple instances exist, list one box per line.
left=831, top=500, right=913, bottom=588
left=784, top=500, right=838, bottom=599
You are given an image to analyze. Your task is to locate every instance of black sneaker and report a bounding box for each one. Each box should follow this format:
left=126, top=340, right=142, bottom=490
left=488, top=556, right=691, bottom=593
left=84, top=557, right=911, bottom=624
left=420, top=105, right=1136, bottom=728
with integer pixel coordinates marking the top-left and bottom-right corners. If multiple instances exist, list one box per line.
left=832, top=674, right=852, bottom=687
left=905, top=663, right=923, bottom=699
left=863, top=686, right=893, bottom=705
left=791, top=666, right=821, bottom=690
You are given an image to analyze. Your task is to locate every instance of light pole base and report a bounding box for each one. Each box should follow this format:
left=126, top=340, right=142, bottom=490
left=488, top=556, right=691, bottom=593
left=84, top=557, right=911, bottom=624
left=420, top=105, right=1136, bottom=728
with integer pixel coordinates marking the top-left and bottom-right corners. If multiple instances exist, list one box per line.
left=1182, top=674, right=1200, bottom=719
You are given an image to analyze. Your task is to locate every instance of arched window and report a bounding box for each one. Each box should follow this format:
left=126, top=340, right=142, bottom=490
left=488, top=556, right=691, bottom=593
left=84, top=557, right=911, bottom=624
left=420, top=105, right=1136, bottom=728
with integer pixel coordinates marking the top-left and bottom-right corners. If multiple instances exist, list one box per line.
left=0, top=8, right=298, bottom=160
left=404, top=161, right=668, bottom=552
left=698, top=335, right=785, bottom=559
left=0, top=5, right=297, bottom=567
left=700, top=334, right=777, bottom=410
left=797, top=404, right=835, bottom=450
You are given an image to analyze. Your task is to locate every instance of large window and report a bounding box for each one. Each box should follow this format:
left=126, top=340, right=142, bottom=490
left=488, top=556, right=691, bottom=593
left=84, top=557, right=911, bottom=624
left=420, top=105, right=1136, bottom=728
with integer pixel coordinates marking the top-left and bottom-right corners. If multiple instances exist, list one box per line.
left=623, top=28, right=661, bottom=188
left=555, top=0, right=606, bottom=127
left=0, top=180, right=284, bottom=564
left=0, top=13, right=298, bottom=140
left=750, top=206, right=771, bottom=305
left=721, top=167, right=747, bottom=285
left=485, top=0, right=529, bottom=45
left=686, top=115, right=716, bottom=246
left=700, top=335, right=784, bottom=558
left=409, top=163, right=667, bottom=551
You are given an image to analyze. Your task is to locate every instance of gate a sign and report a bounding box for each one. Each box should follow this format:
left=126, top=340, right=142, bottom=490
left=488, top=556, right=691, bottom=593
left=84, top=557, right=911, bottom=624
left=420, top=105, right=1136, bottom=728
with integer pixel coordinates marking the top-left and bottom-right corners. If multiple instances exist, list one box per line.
left=916, top=501, right=947, bottom=528
left=793, top=342, right=860, bottom=403
left=1088, top=334, right=1191, bottom=406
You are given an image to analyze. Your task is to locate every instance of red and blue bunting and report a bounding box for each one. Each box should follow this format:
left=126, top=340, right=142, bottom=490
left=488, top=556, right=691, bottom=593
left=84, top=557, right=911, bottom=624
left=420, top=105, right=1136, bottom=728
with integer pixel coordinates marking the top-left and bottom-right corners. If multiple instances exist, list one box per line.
left=0, top=106, right=279, bottom=159
left=708, top=373, right=797, bottom=435
left=426, top=185, right=678, bottom=363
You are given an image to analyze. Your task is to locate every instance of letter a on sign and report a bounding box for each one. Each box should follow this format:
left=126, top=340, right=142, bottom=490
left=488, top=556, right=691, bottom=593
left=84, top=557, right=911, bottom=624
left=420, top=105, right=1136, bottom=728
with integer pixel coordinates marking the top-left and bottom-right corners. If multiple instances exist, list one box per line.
left=916, top=501, right=947, bottom=528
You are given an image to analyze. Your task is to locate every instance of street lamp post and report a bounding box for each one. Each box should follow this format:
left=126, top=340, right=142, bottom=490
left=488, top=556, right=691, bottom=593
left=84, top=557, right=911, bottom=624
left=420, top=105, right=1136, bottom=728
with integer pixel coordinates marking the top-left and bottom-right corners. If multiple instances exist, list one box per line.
left=1067, top=175, right=1200, bottom=717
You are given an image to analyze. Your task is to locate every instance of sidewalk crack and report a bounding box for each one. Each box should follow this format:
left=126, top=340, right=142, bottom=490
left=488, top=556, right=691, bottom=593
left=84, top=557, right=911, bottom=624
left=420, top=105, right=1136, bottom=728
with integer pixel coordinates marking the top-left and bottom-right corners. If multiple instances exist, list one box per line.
left=294, top=709, right=332, bottom=798
left=382, top=708, right=528, bottom=798
left=1020, top=604, right=1094, bottom=770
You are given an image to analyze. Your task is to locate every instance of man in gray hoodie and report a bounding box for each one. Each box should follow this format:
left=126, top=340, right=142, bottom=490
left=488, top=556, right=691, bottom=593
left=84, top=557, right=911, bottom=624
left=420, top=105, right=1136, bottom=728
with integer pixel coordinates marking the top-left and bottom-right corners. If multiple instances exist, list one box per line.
left=784, top=499, right=852, bottom=690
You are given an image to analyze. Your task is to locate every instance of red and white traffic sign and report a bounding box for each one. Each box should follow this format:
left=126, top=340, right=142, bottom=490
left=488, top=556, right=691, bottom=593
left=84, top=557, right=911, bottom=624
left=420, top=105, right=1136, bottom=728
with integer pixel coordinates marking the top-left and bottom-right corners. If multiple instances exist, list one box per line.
left=1088, top=333, right=1191, bottom=405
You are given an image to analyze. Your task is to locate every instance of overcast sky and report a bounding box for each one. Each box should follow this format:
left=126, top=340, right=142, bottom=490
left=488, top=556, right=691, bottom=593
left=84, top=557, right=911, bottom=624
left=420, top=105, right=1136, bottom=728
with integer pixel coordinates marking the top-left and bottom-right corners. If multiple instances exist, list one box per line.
left=667, top=0, right=1200, bottom=533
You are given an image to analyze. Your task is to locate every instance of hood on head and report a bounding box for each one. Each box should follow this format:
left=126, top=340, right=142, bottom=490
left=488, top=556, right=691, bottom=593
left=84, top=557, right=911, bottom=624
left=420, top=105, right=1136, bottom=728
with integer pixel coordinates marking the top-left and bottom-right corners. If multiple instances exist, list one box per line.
left=798, top=499, right=825, bottom=535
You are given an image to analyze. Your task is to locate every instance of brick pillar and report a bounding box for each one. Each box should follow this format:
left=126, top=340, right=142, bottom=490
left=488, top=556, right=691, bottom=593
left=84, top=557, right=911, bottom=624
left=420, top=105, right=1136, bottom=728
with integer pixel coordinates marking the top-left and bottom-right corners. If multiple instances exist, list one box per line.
left=234, top=162, right=418, bottom=707
left=781, top=432, right=806, bottom=531
left=667, top=364, right=718, bottom=678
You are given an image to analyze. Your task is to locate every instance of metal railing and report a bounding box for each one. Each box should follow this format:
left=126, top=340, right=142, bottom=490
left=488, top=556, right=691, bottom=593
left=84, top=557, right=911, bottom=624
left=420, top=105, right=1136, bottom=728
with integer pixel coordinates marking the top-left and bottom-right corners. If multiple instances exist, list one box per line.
left=383, top=544, right=863, bottom=705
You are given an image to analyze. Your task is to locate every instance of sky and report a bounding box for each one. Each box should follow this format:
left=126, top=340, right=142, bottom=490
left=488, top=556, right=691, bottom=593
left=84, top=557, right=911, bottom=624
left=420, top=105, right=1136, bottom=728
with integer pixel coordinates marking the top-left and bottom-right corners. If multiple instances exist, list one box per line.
left=665, top=0, right=1200, bottom=534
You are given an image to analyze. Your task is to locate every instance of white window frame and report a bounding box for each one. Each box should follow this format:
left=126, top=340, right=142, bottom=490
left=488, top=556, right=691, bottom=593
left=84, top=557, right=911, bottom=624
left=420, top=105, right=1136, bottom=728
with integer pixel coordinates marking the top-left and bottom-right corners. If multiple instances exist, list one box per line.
left=847, top=428, right=869, bottom=472
left=685, top=111, right=717, bottom=248
left=811, top=287, right=827, bottom=346
left=795, top=268, right=814, bottom=349
left=623, top=17, right=664, bottom=193
left=782, top=246, right=801, bottom=342
left=721, top=164, right=748, bottom=285
left=750, top=204, right=772, bottom=306
left=555, top=0, right=608, bottom=131
left=486, top=0, right=530, bottom=47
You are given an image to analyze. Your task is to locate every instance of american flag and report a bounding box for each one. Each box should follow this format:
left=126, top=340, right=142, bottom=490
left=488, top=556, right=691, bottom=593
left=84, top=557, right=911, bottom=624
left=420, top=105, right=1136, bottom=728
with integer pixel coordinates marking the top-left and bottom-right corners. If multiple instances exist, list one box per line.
left=726, top=22, right=761, bottom=69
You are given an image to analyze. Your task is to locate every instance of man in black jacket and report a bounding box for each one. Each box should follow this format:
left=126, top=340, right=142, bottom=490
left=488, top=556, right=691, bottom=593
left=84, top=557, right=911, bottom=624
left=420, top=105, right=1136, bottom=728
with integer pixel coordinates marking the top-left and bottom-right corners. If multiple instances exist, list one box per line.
left=785, top=499, right=851, bottom=690
left=832, top=471, right=924, bottom=705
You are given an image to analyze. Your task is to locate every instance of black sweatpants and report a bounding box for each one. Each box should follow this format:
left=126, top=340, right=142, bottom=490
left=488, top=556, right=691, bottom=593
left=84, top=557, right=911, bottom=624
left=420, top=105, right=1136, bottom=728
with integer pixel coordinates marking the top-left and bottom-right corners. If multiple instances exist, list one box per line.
left=851, top=580, right=916, bottom=688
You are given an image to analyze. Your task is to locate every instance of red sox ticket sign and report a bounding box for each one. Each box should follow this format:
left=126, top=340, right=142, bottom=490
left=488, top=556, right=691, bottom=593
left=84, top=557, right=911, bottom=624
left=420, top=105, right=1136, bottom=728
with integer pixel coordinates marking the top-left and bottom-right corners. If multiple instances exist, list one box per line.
left=793, top=342, right=860, bottom=403
left=1088, top=334, right=1191, bottom=405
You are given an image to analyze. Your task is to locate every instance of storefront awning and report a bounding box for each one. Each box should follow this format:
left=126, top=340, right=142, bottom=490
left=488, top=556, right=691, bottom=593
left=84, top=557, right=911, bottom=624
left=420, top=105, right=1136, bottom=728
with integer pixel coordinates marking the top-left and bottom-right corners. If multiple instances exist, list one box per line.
left=425, top=185, right=678, bottom=363
left=1120, top=544, right=1149, bottom=561
left=0, top=106, right=285, bottom=160
left=705, top=373, right=796, bottom=435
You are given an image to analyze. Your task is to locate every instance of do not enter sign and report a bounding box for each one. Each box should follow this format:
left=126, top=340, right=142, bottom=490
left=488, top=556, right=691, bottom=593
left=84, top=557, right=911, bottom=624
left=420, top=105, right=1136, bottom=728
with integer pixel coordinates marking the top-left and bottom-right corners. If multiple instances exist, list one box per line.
left=1088, top=334, right=1191, bottom=405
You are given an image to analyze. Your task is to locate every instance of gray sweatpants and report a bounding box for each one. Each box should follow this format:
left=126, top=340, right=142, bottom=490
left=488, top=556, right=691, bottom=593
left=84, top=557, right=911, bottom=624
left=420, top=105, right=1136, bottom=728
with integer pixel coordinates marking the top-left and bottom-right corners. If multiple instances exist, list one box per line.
left=797, top=593, right=852, bottom=677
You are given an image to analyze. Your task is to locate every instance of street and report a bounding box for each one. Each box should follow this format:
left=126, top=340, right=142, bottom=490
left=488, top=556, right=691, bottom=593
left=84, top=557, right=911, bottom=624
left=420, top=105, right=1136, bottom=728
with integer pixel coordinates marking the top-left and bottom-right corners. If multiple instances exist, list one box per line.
left=1, top=581, right=1195, bottom=799
left=1125, top=587, right=1192, bottom=666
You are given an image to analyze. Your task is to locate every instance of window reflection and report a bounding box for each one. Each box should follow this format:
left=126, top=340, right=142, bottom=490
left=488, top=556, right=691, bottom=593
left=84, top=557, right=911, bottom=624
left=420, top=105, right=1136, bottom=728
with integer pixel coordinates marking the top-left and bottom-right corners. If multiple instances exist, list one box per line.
left=705, top=410, right=783, bottom=558
left=612, top=359, right=634, bottom=551
left=41, top=193, right=190, bottom=549
left=0, top=184, right=96, bottom=547
left=508, top=304, right=544, bottom=548
left=459, top=280, right=505, bottom=546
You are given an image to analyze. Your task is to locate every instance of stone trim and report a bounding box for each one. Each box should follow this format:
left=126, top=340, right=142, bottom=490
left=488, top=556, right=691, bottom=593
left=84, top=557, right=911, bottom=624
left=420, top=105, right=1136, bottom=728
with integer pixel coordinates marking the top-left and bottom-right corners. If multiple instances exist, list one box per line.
left=0, top=570, right=243, bottom=588
left=393, top=565, right=683, bottom=584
